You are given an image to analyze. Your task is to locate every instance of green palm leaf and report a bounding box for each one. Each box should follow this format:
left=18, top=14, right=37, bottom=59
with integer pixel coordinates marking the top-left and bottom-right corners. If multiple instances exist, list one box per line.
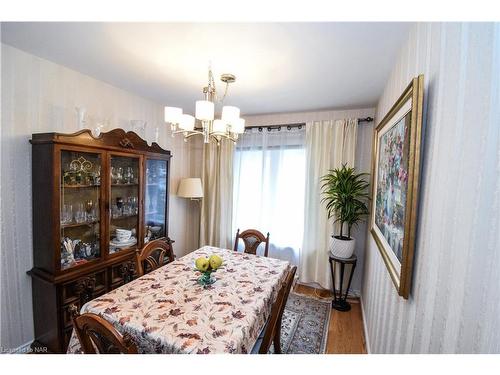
left=320, top=164, right=370, bottom=238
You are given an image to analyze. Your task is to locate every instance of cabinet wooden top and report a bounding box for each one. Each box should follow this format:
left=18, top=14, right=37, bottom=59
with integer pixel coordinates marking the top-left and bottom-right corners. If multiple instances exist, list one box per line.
left=30, top=128, right=172, bottom=156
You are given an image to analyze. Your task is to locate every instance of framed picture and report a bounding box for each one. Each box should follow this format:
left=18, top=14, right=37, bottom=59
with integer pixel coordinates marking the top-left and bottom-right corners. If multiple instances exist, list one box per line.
left=370, top=75, right=424, bottom=299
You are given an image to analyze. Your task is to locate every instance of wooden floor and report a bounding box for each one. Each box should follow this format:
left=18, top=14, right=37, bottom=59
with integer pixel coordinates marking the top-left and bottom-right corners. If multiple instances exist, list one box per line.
left=294, top=284, right=367, bottom=354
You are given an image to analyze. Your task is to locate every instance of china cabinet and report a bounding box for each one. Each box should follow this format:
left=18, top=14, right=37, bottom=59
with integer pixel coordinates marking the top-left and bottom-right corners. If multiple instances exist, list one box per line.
left=28, top=128, right=171, bottom=353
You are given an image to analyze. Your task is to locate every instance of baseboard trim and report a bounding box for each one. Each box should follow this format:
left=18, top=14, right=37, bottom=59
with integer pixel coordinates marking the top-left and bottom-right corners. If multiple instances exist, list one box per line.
left=360, top=295, right=371, bottom=354
left=295, top=281, right=361, bottom=299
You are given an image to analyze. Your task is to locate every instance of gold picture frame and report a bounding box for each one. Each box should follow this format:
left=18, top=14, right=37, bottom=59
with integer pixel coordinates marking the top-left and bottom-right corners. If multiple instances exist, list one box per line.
left=370, top=75, right=424, bottom=299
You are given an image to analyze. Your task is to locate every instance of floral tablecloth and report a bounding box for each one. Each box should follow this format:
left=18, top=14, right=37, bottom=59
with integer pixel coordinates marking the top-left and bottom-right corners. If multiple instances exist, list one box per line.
left=67, top=246, right=290, bottom=354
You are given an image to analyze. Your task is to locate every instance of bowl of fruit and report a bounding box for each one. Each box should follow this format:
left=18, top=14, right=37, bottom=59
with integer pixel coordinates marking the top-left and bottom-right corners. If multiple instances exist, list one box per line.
left=195, top=254, right=223, bottom=287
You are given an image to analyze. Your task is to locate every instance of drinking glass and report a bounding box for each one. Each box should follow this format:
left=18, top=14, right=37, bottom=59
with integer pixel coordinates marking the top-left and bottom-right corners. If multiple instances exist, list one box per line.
left=131, top=168, right=137, bottom=184
left=61, top=204, right=73, bottom=224
left=122, top=199, right=130, bottom=216
left=117, top=167, right=124, bottom=184
left=111, top=166, right=116, bottom=184
left=124, top=167, right=133, bottom=184
left=85, top=199, right=94, bottom=220
left=112, top=204, right=120, bottom=218
left=75, top=203, right=86, bottom=223
left=130, top=197, right=138, bottom=214
left=94, top=165, right=101, bottom=185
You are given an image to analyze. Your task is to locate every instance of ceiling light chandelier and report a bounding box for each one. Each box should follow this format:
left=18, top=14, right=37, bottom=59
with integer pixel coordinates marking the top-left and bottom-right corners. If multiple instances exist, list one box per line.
left=164, top=65, right=245, bottom=145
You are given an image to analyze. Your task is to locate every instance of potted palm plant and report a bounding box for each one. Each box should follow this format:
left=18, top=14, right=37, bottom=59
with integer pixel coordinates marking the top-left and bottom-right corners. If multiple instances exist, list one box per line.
left=321, top=164, right=370, bottom=258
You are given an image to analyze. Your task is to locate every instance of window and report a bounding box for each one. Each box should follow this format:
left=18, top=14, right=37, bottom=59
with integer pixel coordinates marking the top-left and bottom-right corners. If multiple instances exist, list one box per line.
left=232, top=128, right=306, bottom=264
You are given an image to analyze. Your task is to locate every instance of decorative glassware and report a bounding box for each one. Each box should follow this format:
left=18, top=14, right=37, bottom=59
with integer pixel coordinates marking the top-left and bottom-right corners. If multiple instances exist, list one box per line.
left=85, top=200, right=98, bottom=221
left=131, top=120, right=147, bottom=139
left=112, top=204, right=121, bottom=218
left=130, top=197, right=138, bottom=214
left=116, top=167, right=123, bottom=184
left=111, top=166, right=117, bottom=184
left=94, top=165, right=101, bottom=185
left=60, top=150, right=101, bottom=270
left=61, top=204, right=73, bottom=224
left=116, top=197, right=124, bottom=210
left=197, top=271, right=216, bottom=287
left=109, top=155, right=139, bottom=254
left=75, top=107, right=86, bottom=130
left=74, top=203, right=86, bottom=223
left=124, top=167, right=132, bottom=184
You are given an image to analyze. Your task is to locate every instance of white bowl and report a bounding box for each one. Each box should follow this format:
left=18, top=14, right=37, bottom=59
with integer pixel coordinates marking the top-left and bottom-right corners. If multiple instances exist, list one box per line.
left=116, top=229, right=132, bottom=242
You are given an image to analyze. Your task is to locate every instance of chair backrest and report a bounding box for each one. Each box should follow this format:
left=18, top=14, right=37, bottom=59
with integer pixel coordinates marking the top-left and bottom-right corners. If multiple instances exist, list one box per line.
left=70, top=310, right=138, bottom=354
left=259, top=266, right=297, bottom=354
left=135, top=238, right=175, bottom=277
left=233, top=228, right=270, bottom=257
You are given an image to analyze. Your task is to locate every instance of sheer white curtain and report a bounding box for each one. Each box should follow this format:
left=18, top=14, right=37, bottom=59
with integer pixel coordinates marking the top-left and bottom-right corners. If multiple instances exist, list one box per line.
left=232, top=127, right=306, bottom=264
left=299, top=119, right=358, bottom=289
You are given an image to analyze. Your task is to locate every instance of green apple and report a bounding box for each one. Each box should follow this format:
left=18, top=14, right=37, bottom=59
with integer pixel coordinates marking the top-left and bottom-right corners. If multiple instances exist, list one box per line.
left=195, top=257, right=209, bottom=272
left=209, top=254, right=223, bottom=270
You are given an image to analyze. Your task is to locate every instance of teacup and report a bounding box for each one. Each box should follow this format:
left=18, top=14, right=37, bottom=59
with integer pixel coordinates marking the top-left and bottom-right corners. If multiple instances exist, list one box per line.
left=115, top=228, right=132, bottom=242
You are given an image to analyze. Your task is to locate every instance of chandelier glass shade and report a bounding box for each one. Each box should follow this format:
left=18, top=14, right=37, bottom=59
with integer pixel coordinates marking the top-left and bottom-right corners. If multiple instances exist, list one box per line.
left=164, top=67, right=245, bottom=144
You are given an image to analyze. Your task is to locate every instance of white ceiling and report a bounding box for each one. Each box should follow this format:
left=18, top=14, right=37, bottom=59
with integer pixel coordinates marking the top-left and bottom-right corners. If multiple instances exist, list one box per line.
left=1, top=22, right=411, bottom=115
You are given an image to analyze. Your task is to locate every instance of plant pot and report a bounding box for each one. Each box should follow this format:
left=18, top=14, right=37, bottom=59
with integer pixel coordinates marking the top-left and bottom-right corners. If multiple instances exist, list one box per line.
left=329, top=235, right=356, bottom=259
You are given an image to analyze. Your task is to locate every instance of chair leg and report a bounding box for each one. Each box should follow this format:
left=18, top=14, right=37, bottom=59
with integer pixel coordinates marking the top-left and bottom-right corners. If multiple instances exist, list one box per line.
left=273, top=324, right=282, bottom=354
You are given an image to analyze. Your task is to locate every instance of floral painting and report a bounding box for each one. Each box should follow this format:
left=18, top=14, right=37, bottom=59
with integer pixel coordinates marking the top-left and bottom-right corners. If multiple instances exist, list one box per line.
left=370, top=75, right=424, bottom=299
left=374, top=113, right=410, bottom=262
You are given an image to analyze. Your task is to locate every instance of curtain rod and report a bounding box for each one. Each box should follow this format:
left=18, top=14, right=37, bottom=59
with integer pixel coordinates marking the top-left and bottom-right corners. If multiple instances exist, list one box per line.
left=243, top=117, right=374, bottom=132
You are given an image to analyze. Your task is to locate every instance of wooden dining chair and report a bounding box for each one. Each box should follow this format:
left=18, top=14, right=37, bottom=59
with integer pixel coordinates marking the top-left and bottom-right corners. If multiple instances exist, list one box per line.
left=69, top=307, right=138, bottom=354
left=253, top=266, right=297, bottom=354
left=233, top=229, right=270, bottom=257
left=135, top=238, right=175, bottom=277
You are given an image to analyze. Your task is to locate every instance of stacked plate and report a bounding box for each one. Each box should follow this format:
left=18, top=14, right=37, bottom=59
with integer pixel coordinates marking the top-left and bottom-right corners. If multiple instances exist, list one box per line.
left=110, top=237, right=137, bottom=248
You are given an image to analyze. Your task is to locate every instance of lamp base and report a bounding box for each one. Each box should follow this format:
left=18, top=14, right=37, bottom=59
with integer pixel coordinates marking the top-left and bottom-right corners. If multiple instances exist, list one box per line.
left=332, top=299, right=351, bottom=312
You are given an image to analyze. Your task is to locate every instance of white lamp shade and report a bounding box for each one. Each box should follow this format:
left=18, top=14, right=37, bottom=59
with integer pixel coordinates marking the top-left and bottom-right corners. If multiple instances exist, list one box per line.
left=164, top=107, right=182, bottom=123
left=221, top=106, right=240, bottom=124
left=195, top=100, right=215, bottom=121
left=177, top=178, right=203, bottom=198
left=231, top=118, right=245, bottom=134
left=212, top=119, right=226, bottom=133
left=179, top=114, right=195, bottom=131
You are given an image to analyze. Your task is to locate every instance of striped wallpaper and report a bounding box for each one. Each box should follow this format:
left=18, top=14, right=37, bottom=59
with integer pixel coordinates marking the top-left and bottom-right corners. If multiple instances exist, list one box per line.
left=0, top=44, right=200, bottom=351
left=361, top=23, right=500, bottom=353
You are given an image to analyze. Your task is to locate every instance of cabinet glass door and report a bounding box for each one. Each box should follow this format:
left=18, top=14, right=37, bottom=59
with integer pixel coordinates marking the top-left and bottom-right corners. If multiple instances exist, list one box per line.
left=109, top=155, right=140, bottom=255
left=144, top=159, right=168, bottom=243
left=60, top=150, right=102, bottom=270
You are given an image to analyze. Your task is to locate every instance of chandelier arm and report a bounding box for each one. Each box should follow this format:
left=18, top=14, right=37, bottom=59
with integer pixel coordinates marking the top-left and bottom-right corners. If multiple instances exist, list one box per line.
left=209, top=133, right=237, bottom=144
left=210, top=131, right=228, bottom=137
left=182, top=131, right=205, bottom=139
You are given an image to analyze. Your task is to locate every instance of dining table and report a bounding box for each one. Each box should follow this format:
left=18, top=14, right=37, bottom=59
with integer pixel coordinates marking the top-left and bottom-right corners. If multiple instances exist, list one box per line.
left=67, top=246, right=291, bottom=354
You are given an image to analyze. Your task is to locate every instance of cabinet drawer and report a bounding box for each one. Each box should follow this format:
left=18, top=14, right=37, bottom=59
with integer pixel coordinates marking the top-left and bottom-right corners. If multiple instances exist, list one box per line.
left=109, top=260, right=136, bottom=290
left=60, top=288, right=108, bottom=330
left=60, top=270, right=107, bottom=305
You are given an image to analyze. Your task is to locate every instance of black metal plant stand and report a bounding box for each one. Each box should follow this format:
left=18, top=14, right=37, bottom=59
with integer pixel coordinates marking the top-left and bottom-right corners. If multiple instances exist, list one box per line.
left=328, top=253, right=357, bottom=312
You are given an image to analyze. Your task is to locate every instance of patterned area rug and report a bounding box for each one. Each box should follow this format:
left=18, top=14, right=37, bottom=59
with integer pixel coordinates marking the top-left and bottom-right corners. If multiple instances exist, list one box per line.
left=272, top=292, right=331, bottom=354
